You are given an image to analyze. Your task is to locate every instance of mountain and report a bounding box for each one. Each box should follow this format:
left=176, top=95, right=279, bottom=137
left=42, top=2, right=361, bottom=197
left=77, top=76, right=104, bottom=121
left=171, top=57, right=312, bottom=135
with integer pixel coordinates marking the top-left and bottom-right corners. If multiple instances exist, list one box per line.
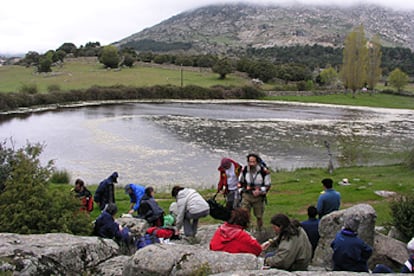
left=115, top=3, right=414, bottom=54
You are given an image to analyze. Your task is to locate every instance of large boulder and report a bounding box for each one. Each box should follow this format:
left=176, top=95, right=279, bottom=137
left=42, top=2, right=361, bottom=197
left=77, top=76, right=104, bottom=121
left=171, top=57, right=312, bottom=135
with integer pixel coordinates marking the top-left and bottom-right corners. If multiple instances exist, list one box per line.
left=0, top=233, right=118, bottom=275
left=371, top=232, right=409, bottom=271
left=312, top=204, right=377, bottom=270
left=123, top=243, right=261, bottom=276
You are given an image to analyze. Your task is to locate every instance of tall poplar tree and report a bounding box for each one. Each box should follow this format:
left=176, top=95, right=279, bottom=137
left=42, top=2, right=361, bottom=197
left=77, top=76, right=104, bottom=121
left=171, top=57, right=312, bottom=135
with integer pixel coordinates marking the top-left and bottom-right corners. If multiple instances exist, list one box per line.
left=341, top=25, right=368, bottom=97
left=366, top=34, right=382, bottom=92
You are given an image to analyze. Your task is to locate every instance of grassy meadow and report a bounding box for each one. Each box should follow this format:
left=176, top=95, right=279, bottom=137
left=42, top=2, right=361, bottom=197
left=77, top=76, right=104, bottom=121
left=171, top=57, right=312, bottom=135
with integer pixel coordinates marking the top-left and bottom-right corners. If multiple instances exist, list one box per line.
left=0, top=58, right=251, bottom=93
left=53, top=163, right=414, bottom=230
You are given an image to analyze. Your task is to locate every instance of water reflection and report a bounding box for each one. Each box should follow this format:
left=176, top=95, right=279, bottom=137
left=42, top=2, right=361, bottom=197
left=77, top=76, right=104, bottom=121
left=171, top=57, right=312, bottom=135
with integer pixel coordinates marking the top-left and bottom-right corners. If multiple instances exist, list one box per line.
left=0, top=101, right=413, bottom=191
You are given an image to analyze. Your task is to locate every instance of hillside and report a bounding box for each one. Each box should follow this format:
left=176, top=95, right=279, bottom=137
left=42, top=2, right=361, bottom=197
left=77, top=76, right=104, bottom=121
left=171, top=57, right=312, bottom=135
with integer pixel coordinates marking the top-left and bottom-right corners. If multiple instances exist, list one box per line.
left=115, top=3, right=414, bottom=54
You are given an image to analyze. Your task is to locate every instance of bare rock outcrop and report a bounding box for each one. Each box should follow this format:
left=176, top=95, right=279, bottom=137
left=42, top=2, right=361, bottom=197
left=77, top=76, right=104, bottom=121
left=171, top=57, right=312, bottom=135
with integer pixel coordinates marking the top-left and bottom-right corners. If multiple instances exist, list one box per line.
left=0, top=233, right=118, bottom=275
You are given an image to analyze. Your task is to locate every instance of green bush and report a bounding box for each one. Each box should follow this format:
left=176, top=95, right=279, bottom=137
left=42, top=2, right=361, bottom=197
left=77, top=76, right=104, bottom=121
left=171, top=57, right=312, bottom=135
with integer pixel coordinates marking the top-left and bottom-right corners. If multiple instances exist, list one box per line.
left=0, top=142, right=91, bottom=235
left=19, top=83, right=38, bottom=94
left=50, top=169, right=71, bottom=184
left=47, top=84, right=61, bottom=92
left=390, top=194, right=414, bottom=242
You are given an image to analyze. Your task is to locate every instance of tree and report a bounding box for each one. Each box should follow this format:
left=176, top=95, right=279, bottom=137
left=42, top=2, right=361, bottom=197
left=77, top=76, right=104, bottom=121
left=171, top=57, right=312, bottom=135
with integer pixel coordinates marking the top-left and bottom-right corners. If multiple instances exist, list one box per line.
left=212, top=58, right=235, bottom=79
left=57, top=42, right=77, bottom=55
left=0, top=141, right=91, bottom=235
left=366, top=34, right=382, bottom=92
left=388, top=68, right=409, bottom=92
left=99, top=45, right=121, bottom=69
left=37, top=54, right=53, bottom=73
left=319, top=66, right=338, bottom=86
left=341, top=25, right=368, bottom=97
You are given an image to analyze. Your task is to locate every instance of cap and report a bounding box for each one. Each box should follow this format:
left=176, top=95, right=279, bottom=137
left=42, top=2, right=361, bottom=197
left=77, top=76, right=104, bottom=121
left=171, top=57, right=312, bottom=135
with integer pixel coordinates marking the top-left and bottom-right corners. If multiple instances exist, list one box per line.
left=124, top=184, right=131, bottom=193
left=344, top=216, right=360, bottom=232
left=220, top=158, right=231, bottom=169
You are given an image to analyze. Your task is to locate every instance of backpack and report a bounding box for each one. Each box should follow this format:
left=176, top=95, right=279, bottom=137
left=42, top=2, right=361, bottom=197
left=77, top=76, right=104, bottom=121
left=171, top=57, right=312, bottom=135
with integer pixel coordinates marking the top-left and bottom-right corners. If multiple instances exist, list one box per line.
left=207, top=192, right=231, bottom=221
left=136, top=233, right=160, bottom=250
left=241, top=160, right=270, bottom=187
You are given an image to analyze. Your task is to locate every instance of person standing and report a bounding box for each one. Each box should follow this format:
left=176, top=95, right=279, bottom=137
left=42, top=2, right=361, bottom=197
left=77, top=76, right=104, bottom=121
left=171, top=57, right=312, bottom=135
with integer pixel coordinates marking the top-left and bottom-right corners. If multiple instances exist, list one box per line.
left=210, top=208, right=264, bottom=256
left=125, top=183, right=146, bottom=215
left=331, top=215, right=372, bottom=272
left=316, top=178, right=341, bottom=219
left=137, top=186, right=164, bottom=226
left=171, top=185, right=210, bottom=237
left=263, top=213, right=312, bottom=271
left=217, top=157, right=242, bottom=210
left=94, top=172, right=119, bottom=210
left=301, top=206, right=320, bottom=257
left=72, top=178, right=93, bottom=213
left=239, top=153, right=271, bottom=230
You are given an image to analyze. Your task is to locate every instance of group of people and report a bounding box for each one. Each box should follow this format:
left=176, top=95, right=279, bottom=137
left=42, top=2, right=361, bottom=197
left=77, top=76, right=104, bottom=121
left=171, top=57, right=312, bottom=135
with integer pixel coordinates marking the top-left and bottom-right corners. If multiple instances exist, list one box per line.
left=70, top=159, right=412, bottom=273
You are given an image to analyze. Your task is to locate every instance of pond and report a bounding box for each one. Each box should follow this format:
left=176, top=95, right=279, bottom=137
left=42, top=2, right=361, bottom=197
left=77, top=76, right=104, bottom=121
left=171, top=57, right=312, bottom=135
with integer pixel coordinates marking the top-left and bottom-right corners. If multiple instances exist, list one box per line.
left=0, top=100, right=413, bottom=191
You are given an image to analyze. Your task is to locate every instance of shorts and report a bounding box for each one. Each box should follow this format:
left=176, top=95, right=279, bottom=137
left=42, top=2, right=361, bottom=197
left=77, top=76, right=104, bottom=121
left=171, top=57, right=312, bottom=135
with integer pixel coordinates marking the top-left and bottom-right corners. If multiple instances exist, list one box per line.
left=241, top=192, right=265, bottom=219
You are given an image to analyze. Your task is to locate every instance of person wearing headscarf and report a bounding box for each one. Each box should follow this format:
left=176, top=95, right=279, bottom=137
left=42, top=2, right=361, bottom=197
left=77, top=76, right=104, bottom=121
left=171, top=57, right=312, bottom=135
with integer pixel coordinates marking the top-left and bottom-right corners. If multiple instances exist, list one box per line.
left=331, top=215, right=372, bottom=272
left=217, top=157, right=242, bottom=210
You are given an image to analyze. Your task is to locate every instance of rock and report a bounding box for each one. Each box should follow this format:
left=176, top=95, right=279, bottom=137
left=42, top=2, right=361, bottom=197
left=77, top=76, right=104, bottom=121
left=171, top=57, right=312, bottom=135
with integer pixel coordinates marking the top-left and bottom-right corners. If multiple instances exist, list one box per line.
left=123, top=243, right=261, bottom=276
left=95, top=255, right=130, bottom=276
left=312, top=204, right=377, bottom=270
left=0, top=233, right=118, bottom=275
left=371, top=232, right=408, bottom=271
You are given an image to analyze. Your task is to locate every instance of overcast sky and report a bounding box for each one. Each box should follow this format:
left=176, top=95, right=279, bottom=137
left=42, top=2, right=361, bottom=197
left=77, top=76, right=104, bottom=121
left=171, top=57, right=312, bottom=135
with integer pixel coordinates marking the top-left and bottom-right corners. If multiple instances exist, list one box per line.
left=1, top=0, right=414, bottom=55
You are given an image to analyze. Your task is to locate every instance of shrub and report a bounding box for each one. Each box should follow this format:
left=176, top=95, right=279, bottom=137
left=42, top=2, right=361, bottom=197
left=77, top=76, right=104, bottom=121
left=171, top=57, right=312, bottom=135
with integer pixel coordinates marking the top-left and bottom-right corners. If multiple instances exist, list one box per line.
left=50, top=169, right=71, bottom=184
left=19, top=83, right=38, bottom=94
left=0, top=142, right=91, bottom=235
left=390, top=194, right=414, bottom=242
left=47, top=84, right=61, bottom=92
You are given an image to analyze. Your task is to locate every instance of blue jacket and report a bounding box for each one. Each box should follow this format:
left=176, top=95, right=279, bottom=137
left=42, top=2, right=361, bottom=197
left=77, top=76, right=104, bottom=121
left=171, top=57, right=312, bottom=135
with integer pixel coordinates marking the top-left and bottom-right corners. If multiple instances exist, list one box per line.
left=317, top=188, right=340, bottom=218
left=94, top=211, right=128, bottom=241
left=126, top=184, right=145, bottom=211
left=331, top=229, right=372, bottom=272
left=94, top=172, right=118, bottom=210
left=301, top=218, right=320, bottom=256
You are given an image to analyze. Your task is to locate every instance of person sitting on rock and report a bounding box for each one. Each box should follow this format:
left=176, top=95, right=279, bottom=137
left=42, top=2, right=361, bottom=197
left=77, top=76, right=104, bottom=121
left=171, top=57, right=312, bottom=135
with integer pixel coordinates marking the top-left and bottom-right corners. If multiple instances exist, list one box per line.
left=331, top=215, right=372, bottom=272
left=263, top=213, right=312, bottom=271
left=209, top=207, right=264, bottom=256
left=93, top=203, right=130, bottom=244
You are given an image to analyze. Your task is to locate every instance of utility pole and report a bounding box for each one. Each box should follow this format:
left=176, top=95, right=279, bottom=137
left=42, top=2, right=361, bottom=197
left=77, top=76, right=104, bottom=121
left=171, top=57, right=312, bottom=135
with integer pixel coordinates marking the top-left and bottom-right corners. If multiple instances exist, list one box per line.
left=180, top=64, right=183, bottom=88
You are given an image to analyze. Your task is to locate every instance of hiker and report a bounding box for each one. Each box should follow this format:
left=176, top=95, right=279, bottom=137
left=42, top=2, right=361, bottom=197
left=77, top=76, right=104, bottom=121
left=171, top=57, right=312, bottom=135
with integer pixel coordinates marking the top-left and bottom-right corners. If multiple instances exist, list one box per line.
left=137, top=186, right=164, bottom=226
left=72, top=178, right=93, bottom=213
left=125, top=183, right=146, bottom=215
left=238, top=153, right=271, bottom=230
left=263, top=213, right=312, bottom=271
left=217, top=157, right=243, bottom=210
left=331, top=215, right=372, bottom=272
left=93, top=203, right=130, bottom=243
left=94, top=171, right=118, bottom=210
left=301, top=206, right=320, bottom=257
left=316, top=178, right=341, bottom=218
left=401, top=237, right=414, bottom=273
left=210, top=208, right=263, bottom=256
left=171, top=185, right=209, bottom=237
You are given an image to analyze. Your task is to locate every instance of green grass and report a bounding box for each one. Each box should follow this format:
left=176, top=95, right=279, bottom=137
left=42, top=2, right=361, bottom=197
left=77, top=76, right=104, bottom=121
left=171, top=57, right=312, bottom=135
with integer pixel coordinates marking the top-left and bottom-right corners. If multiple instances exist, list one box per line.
left=264, top=92, right=414, bottom=110
left=54, top=164, right=414, bottom=229
left=0, top=58, right=251, bottom=93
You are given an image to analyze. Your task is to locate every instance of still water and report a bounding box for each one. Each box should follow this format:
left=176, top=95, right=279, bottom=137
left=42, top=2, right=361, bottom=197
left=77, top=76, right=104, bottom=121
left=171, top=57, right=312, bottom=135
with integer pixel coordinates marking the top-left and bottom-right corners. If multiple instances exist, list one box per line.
left=0, top=100, right=413, bottom=191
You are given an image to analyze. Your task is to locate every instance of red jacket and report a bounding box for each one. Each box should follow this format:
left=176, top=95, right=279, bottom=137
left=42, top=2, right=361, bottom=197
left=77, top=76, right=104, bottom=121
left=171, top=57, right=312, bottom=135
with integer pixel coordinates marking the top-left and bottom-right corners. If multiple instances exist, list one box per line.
left=210, top=222, right=262, bottom=256
left=217, top=158, right=242, bottom=194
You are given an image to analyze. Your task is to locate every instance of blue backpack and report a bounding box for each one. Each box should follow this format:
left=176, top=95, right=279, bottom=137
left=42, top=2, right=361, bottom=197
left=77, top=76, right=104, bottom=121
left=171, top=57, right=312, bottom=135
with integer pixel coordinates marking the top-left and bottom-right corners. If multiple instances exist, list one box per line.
left=136, top=233, right=160, bottom=249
